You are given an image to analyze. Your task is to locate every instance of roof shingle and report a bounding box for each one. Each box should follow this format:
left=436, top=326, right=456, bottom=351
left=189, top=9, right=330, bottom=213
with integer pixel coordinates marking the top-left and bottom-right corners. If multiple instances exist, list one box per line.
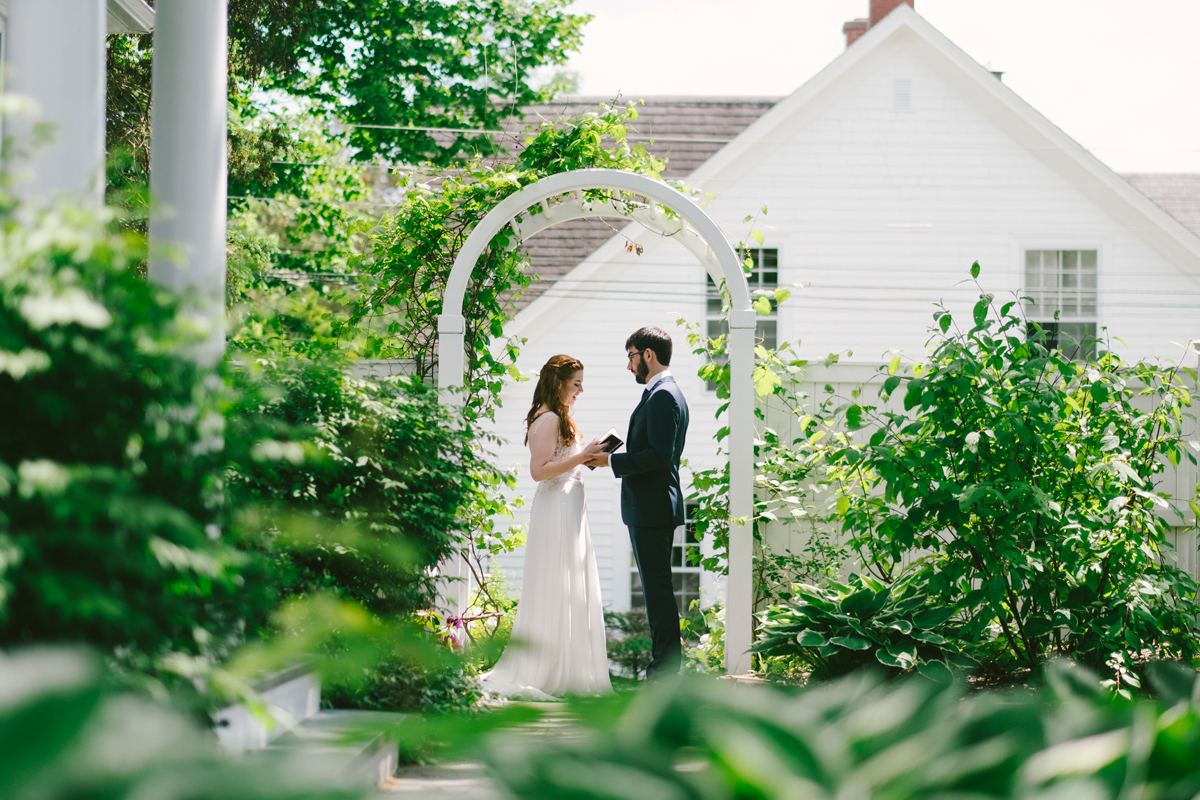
left=1121, top=173, right=1200, bottom=238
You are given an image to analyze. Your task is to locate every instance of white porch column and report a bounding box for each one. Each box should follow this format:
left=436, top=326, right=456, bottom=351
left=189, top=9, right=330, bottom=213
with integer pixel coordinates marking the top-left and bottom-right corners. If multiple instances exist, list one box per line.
left=147, top=0, right=228, bottom=364
left=724, top=311, right=758, bottom=675
left=3, top=0, right=106, bottom=204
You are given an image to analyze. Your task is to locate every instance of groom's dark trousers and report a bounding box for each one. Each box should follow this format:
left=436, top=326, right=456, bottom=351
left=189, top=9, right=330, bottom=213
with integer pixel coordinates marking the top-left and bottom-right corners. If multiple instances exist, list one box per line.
left=610, top=375, right=689, bottom=679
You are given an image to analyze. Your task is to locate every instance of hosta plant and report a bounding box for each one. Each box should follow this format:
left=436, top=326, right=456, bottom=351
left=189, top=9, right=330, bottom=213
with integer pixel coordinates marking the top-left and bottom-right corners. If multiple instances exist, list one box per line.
left=753, top=572, right=975, bottom=680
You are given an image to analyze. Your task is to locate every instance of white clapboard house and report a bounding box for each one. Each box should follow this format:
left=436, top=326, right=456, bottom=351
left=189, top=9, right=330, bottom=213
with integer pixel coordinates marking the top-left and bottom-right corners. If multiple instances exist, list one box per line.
left=485, top=0, right=1200, bottom=613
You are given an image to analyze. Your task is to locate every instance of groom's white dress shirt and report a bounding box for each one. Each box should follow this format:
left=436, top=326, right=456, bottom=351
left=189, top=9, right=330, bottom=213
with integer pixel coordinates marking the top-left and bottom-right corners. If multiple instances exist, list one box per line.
left=644, top=369, right=672, bottom=393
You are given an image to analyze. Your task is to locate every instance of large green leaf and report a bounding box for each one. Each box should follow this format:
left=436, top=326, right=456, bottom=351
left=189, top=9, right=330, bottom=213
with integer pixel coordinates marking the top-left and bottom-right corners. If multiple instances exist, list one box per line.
left=913, top=606, right=955, bottom=630
left=797, top=629, right=828, bottom=647
left=910, top=630, right=949, bottom=646
left=842, top=588, right=889, bottom=620
left=829, top=636, right=871, bottom=651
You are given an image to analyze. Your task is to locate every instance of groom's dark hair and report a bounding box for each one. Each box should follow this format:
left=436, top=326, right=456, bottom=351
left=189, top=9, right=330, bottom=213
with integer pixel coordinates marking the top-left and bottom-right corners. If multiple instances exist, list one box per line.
left=626, top=326, right=672, bottom=366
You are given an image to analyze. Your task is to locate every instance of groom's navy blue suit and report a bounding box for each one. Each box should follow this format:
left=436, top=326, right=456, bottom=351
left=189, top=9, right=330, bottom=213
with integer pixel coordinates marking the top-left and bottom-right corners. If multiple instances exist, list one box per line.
left=610, top=374, right=689, bottom=678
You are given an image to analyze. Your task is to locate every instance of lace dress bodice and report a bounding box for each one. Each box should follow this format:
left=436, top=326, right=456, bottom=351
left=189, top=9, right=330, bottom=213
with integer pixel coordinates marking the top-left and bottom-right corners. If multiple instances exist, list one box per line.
left=529, top=415, right=583, bottom=497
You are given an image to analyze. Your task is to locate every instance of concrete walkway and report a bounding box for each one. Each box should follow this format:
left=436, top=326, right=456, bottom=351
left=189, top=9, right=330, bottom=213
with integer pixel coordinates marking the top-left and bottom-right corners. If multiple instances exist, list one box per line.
left=380, top=702, right=573, bottom=799
left=381, top=762, right=500, bottom=799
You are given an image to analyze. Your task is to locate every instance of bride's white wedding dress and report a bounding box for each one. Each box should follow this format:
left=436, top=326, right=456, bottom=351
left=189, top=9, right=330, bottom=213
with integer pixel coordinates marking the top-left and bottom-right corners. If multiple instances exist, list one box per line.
left=479, top=416, right=612, bottom=700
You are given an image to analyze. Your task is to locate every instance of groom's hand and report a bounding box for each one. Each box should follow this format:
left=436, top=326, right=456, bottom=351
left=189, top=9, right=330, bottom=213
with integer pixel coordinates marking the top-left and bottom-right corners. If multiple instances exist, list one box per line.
left=586, top=453, right=610, bottom=468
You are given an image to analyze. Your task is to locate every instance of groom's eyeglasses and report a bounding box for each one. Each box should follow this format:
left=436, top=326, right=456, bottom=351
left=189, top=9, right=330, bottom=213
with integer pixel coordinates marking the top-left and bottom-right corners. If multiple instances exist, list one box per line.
left=627, top=349, right=647, bottom=362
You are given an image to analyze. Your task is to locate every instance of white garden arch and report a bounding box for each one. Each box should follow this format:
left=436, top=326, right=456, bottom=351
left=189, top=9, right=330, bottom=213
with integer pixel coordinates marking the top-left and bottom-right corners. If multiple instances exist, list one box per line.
left=437, top=169, right=757, bottom=675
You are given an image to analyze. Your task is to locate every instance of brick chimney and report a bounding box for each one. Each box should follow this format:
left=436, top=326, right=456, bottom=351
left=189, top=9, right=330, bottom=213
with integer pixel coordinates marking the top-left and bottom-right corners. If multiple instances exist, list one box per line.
left=844, top=0, right=914, bottom=47
left=870, top=0, right=914, bottom=26
left=843, top=19, right=868, bottom=47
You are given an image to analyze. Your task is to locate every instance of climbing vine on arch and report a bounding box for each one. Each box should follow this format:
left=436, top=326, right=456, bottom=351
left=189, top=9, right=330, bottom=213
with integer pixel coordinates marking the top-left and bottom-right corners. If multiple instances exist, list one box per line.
left=342, top=102, right=673, bottom=623
left=344, top=101, right=668, bottom=421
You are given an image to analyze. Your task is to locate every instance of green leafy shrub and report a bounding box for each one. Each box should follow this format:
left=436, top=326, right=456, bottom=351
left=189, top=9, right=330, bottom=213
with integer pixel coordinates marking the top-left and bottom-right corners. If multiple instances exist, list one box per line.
left=0, top=202, right=263, bottom=665
left=819, top=271, right=1200, bottom=676
left=604, top=609, right=653, bottom=681
left=323, top=651, right=480, bottom=716
left=485, top=660, right=1200, bottom=800
left=681, top=602, right=726, bottom=675
left=754, top=573, right=975, bottom=681
left=227, top=359, right=477, bottom=619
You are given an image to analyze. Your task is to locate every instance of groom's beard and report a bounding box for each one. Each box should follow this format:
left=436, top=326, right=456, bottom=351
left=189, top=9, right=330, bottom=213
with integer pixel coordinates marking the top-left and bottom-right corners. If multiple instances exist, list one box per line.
left=634, top=359, right=650, bottom=384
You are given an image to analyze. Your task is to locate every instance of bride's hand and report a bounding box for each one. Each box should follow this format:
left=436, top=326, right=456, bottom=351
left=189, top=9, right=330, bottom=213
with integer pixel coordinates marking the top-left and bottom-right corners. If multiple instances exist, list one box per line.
left=582, top=437, right=606, bottom=457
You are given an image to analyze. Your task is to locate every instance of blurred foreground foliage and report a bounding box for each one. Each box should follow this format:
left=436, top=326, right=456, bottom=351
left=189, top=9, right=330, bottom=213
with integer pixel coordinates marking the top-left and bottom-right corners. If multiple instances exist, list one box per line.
left=485, top=661, right=1200, bottom=800
left=1, top=647, right=366, bottom=800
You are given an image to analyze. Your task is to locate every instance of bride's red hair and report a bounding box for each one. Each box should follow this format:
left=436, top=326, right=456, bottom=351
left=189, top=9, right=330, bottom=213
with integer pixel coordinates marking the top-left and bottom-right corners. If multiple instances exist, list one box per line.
left=525, top=355, right=583, bottom=445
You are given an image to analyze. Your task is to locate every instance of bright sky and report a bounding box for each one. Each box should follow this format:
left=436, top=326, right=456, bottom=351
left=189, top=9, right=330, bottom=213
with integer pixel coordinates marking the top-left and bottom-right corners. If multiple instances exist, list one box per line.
left=565, top=0, right=1200, bottom=173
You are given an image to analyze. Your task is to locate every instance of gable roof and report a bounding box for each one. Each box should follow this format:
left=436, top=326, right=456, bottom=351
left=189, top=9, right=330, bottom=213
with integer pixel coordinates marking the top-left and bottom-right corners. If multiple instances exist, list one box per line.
left=692, top=4, right=1200, bottom=273
left=512, top=5, right=1200, bottom=313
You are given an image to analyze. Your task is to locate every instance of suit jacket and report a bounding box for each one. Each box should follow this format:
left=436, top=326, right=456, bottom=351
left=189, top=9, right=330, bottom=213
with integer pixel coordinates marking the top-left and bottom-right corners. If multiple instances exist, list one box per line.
left=610, top=375, right=690, bottom=528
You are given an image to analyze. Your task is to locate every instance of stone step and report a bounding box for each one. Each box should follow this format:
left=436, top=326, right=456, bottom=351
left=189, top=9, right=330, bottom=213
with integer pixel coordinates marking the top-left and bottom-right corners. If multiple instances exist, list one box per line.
left=267, top=709, right=404, bottom=790
left=214, top=665, right=321, bottom=754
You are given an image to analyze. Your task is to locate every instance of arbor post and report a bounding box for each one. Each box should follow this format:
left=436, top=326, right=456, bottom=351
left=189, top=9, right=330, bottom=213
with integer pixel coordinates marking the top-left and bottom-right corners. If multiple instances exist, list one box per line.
left=147, top=0, right=229, bottom=364
left=725, top=312, right=758, bottom=675
left=3, top=0, right=107, bottom=204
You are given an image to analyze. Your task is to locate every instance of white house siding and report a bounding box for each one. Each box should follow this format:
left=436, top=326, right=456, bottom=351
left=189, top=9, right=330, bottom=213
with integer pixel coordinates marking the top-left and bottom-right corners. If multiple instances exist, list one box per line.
left=481, top=9, right=1200, bottom=609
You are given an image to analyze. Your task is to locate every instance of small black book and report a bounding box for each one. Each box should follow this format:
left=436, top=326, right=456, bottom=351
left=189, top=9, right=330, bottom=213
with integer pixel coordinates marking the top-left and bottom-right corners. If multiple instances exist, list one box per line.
left=587, top=428, right=623, bottom=470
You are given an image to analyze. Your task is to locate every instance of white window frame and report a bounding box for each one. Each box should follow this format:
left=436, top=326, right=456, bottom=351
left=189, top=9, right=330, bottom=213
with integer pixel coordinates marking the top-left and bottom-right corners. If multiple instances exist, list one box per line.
left=1020, top=246, right=1102, bottom=360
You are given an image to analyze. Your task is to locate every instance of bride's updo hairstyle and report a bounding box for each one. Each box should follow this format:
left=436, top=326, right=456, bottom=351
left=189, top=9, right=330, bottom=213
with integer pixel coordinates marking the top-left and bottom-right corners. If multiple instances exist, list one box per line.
left=525, top=354, right=583, bottom=445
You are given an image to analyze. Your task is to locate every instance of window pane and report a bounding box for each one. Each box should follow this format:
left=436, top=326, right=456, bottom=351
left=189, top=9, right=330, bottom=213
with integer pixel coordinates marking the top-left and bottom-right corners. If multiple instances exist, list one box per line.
left=1025, top=250, right=1041, bottom=269
left=1080, top=294, right=1096, bottom=317
left=630, top=571, right=645, bottom=609
left=757, top=319, right=777, bottom=350
left=708, top=251, right=777, bottom=392
left=673, top=572, right=700, bottom=612
left=1062, top=250, right=1078, bottom=271
left=1027, top=321, right=1097, bottom=361
left=1081, top=250, right=1097, bottom=271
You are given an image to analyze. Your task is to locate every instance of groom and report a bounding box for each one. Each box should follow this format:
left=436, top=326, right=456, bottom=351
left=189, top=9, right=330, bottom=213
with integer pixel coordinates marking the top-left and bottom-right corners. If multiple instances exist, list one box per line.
left=587, top=326, right=689, bottom=679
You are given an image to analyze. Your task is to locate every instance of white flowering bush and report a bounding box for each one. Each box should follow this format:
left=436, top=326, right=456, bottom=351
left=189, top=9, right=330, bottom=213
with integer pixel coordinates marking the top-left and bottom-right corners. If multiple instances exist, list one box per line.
left=0, top=200, right=260, bottom=669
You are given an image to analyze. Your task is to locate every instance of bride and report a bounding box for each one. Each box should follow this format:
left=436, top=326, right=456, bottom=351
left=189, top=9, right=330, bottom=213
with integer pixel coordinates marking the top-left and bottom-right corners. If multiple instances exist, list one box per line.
left=480, top=355, right=613, bottom=700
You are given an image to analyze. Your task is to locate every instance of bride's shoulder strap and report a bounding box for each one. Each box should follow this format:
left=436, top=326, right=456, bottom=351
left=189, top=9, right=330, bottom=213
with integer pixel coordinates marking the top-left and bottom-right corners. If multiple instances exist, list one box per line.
left=528, top=410, right=558, bottom=437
